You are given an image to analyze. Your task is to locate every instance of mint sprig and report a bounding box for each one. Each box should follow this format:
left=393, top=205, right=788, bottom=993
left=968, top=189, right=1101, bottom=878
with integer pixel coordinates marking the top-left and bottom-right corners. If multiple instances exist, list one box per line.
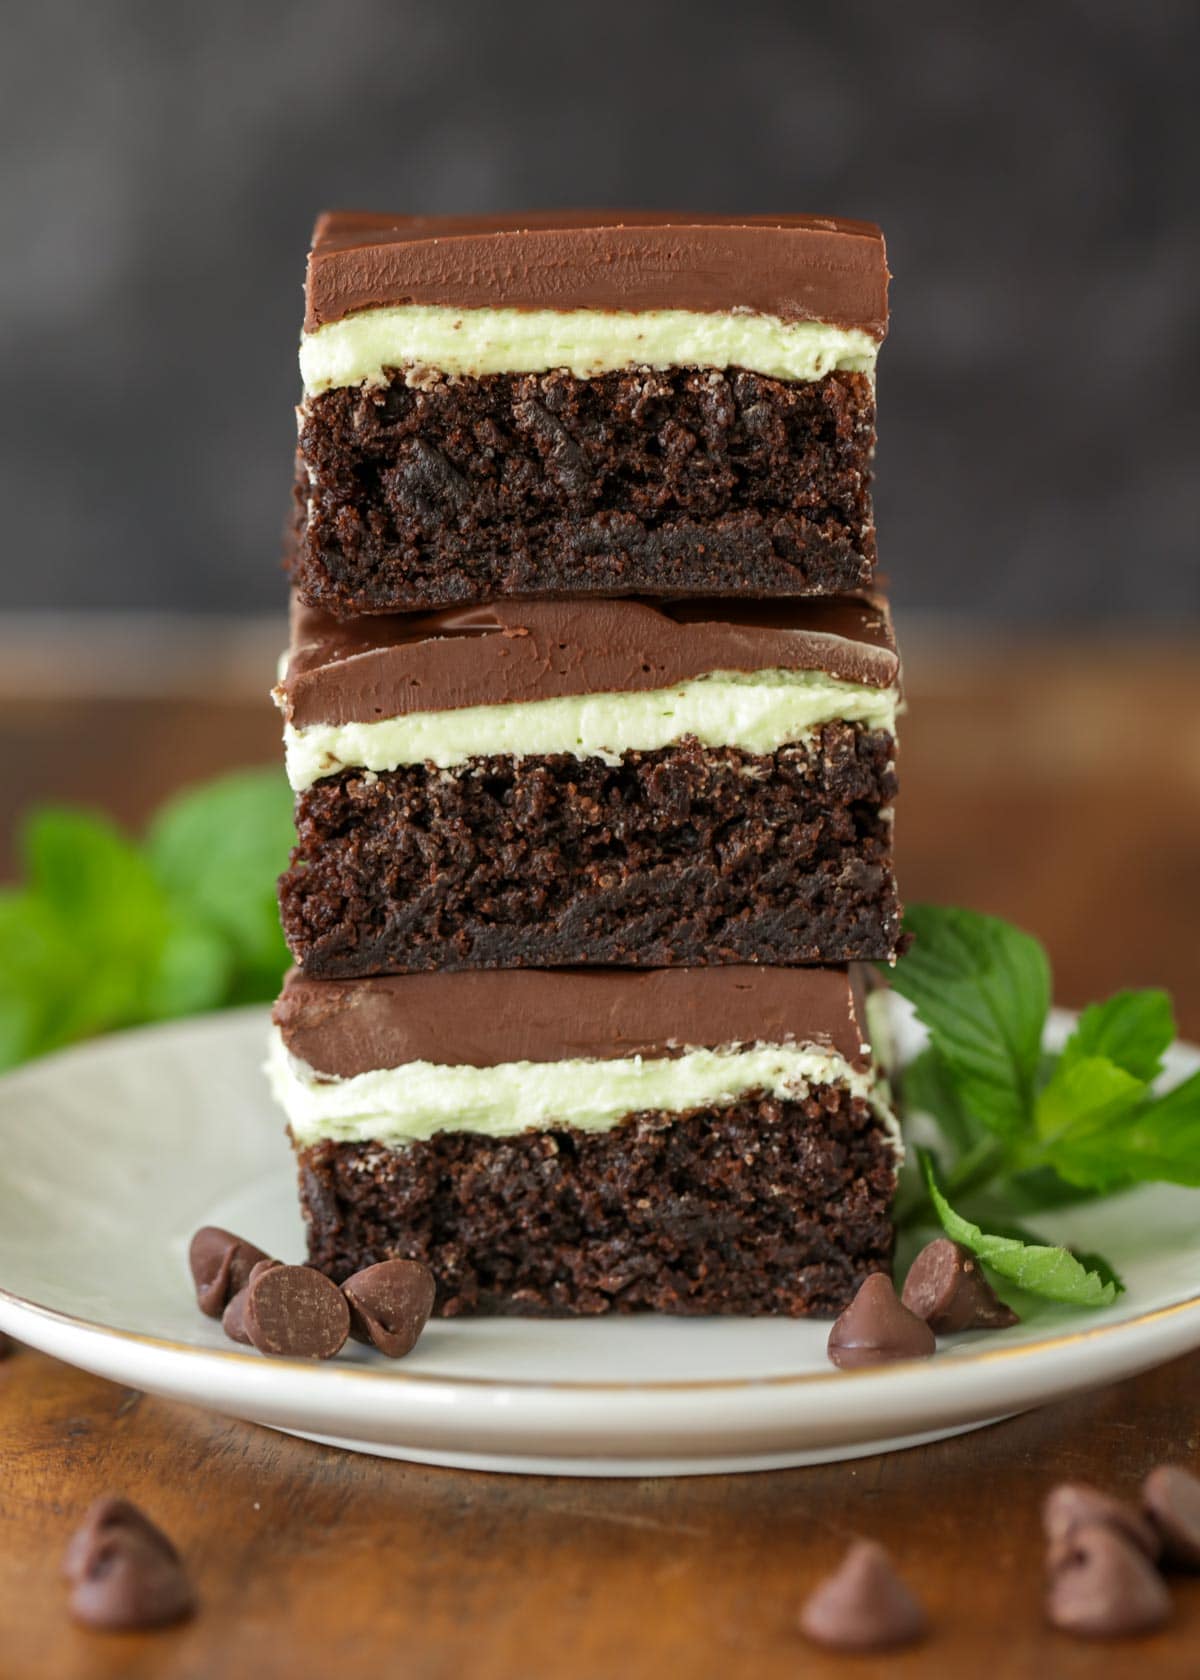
left=891, top=906, right=1050, bottom=1139
left=0, top=769, right=293, bottom=1071
left=919, top=1150, right=1119, bottom=1308
left=890, top=906, right=1200, bottom=1309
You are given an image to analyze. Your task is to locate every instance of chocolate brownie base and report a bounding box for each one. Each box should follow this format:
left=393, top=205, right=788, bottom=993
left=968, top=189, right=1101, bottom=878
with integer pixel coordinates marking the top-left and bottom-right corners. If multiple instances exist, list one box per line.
left=278, top=726, right=902, bottom=975
left=293, top=367, right=876, bottom=613
left=295, top=1087, right=897, bottom=1315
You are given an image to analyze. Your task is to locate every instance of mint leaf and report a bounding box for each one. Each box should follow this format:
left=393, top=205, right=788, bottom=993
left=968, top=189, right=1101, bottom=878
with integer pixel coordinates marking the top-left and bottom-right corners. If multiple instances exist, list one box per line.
left=1068, top=1250, right=1127, bottom=1296
left=1033, top=1048, right=1200, bottom=1192
left=147, top=768, right=293, bottom=1003
left=1000, top=1166, right=1105, bottom=1215
left=0, top=769, right=295, bottom=1069
left=902, top=1045, right=981, bottom=1153
left=1036, top=1055, right=1145, bottom=1149
left=919, top=1149, right=1120, bottom=1307
left=888, top=906, right=1050, bottom=1138
left=147, top=915, right=234, bottom=1019
left=0, top=890, right=75, bottom=1069
left=1070, top=1071, right=1200, bottom=1190
left=20, top=809, right=171, bottom=1048
left=1059, top=989, right=1174, bottom=1083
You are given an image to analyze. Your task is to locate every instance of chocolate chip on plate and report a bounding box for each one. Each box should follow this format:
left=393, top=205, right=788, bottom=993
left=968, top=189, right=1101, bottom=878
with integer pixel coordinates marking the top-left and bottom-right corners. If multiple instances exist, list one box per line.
left=221, top=1259, right=281, bottom=1345
left=189, top=1226, right=272, bottom=1318
left=901, top=1237, right=1019, bottom=1333
left=799, top=1540, right=928, bottom=1651
left=243, top=1264, right=350, bottom=1360
left=1043, top=1482, right=1161, bottom=1568
left=1143, top=1465, right=1200, bottom=1570
left=63, top=1497, right=194, bottom=1632
left=827, top=1273, right=936, bottom=1370
left=1045, top=1522, right=1170, bottom=1639
left=342, top=1259, right=436, bottom=1358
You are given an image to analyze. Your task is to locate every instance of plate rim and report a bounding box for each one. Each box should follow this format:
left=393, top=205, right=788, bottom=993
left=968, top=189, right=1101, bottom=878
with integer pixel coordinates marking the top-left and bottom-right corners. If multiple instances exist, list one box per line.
left=4, top=1282, right=1200, bottom=1396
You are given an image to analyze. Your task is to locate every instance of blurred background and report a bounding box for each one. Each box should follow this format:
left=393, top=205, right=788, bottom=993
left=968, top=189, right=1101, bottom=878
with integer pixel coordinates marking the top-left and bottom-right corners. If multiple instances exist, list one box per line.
left=3, top=0, right=1196, bottom=621
left=0, top=0, right=1196, bottom=1032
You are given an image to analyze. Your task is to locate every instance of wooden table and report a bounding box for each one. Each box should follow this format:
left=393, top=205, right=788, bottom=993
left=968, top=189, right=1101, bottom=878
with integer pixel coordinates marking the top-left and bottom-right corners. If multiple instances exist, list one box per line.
left=1, top=632, right=1198, bottom=1677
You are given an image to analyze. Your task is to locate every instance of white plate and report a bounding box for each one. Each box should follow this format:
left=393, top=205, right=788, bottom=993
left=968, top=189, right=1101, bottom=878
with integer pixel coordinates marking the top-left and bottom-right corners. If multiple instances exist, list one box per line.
left=0, top=1005, right=1198, bottom=1477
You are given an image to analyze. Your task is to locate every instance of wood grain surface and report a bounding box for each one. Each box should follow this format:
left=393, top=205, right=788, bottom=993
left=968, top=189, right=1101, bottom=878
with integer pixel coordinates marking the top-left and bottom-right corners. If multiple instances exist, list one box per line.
left=0, top=633, right=1198, bottom=1677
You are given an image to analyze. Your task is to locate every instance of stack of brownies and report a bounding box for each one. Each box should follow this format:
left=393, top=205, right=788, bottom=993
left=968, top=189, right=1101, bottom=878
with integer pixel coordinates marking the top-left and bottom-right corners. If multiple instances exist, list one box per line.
left=268, top=211, right=904, bottom=1317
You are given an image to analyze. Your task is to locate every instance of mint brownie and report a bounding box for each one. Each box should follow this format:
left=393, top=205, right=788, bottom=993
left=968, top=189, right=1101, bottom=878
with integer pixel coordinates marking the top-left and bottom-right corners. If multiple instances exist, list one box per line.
left=293, top=211, right=888, bottom=612
left=269, top=965, right=899, bottom=1315
left=275, top=593, right=904, bottom=975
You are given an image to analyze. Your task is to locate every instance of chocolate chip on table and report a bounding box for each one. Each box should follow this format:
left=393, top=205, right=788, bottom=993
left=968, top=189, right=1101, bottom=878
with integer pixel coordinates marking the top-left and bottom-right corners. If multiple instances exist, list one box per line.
left=1143, top=1465, right=1200, bottom=1569
left=901, top=1237, right=1019, bottom=1333
left=342, top=1259, right=436, bottom=1358
left=62, top=1497, right=194, bottom=1632
left=189, top=1226, right=272, bottom=1318
left=1043, top=1482, right=1161, bottom=1568
left=221, top=1260, right=281, bottom=1345
left=62, top=1497, right=176, bottom=1582
left=826, top=1273, right=936, bottom=1370
left=243, top=1263, right=350, bottom=1359
left=799, top=1540, right=928, bottom=1651
left=1045, top=1522, right=1171, bottom=1639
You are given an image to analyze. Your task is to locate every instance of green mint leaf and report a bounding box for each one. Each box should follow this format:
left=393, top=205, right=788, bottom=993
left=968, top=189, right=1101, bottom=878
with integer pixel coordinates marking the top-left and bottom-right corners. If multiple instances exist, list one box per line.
left=1081, top=1071, right=1200, bottom=1189
left=146, top=914, right=234, bottom=1020
left=1035, top=1054, right=1200, bottom=1192
left=0, top=890, right=73, bottom=1070
left=19, top=809, right=171, bottom=1047
left=901, top=1045, right=981, bottom=1154
left=25, top=807, right=161, bottom=937
left=888, top=906, right=1050, bottom=1138
left=919, top=1148, right=1120, bottom=1307
left=1068, top=1250, right=1127, bottom=1296
left=1000, top=1165, right=1106, bottom=1215
left=1059, top=989, right=1175, bottom=1083
left=1036, top=1054, right=1146, bottom=1149
left=147, top=768, right=293, bottom=1003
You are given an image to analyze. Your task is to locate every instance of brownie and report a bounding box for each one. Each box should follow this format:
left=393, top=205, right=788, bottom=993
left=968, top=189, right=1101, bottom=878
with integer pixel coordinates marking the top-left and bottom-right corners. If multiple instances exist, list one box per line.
left=294, top=210, right=888, bottom=611
left=295, top=1087, right=897, bottom=1316
left=278, top=728, right=903, bottom=976
left=292, top=366, right=877, bottom=614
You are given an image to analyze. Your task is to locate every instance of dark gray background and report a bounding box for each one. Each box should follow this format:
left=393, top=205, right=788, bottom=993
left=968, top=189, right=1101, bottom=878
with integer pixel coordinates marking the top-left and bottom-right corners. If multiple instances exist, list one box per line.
left=3, top=0, right=1196, bottom=622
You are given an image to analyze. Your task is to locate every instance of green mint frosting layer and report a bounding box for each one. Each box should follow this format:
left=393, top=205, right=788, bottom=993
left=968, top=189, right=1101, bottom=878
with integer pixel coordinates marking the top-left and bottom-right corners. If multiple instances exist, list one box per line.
left=281, top=667, right=898, bottom=790
left=300, top=304, right=879, bottom=394
left=268, top=1029, right=900, bottom=1151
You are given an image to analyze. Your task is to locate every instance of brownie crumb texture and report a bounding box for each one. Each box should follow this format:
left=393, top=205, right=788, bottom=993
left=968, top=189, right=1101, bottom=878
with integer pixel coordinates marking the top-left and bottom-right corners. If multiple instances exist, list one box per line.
left=295, top=1087, right=897, bottom=1317
left=293, top=367, right=876, bottom=612
left=279, top=729, right=902, bottom=976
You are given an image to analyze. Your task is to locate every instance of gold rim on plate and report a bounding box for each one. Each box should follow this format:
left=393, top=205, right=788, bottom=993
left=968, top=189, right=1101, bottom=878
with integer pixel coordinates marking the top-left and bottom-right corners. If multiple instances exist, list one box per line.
left=3, top=1284, right=1200, bottom=1393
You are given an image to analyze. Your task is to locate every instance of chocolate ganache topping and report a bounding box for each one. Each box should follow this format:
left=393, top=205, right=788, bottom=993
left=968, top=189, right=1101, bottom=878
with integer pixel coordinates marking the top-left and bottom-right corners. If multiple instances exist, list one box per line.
left=278, top=594, right=898, bottom=729
left=273, top=966, right=875, bottom=1077
left=304, top=210, right=889, bottom=336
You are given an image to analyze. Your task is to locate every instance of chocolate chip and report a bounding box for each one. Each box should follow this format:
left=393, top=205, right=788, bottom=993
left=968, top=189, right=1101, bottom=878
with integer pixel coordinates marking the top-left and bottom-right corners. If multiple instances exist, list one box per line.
left=189, top=1226, right=271, bottom=1318
left=901, top=1238, right=1019, bottom=1333
left=827, top=1273, right=936, bottom=1370
left=342, top=1259, right=436, bottom=1357
left=1143, top=1465, right=1200, bottom=1570
left=221, top=1259, right=281, bottom=1345
left=1044, top=1483, right=1161, bottom=1567
left=62, top=1497, right=178, bottom=1583
left=63, top=1498, right=193, bottom=1631
left=799, top=1540, right=928, bottom=1651
left=1045, top=1522, right=1171, bottom=1638
left=243, top=1264, right=349, bottom=1359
